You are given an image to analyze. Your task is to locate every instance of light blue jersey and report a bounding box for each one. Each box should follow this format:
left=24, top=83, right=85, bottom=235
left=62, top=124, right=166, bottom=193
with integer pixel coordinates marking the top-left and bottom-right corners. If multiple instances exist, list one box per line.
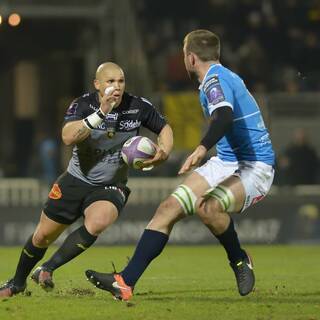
left=199, top=64, right=275, bottom=165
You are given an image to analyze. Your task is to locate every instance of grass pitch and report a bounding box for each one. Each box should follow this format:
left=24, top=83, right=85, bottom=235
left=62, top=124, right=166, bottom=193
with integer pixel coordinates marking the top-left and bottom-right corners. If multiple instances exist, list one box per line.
left=0, top=245, right=319, bottom=320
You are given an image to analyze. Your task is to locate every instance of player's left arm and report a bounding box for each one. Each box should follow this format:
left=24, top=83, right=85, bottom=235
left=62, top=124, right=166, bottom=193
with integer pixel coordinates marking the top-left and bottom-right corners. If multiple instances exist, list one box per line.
left=179, top=76, right=234, bottom=174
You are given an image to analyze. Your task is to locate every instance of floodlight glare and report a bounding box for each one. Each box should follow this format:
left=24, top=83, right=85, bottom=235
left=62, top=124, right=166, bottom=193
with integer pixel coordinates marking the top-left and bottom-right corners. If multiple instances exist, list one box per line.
left=8, top=13, right=21, bottom=27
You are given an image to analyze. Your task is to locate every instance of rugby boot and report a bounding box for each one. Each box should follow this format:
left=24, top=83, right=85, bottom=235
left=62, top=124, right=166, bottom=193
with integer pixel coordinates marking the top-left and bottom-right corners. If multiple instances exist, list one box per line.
left=0, top=279, right=26, bottom=298
left=31, top=266, right=54, bottom=291
left=85, top=270, right=133, bottom=301
left=230, top=251, right=255, bottom=296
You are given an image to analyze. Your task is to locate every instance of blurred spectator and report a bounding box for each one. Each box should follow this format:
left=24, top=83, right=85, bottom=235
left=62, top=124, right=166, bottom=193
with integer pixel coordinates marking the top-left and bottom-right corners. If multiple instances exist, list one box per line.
left=278, top=66, right=301, bottom=93
left=237, top=35, right=269, bottom=89
left=37, top=130, right=60, bottom=185
left=166, top=42, right=189, bottom=90
left=278, top=128, right=319, bottom=185
left=136, top=0, right=320, bottom=93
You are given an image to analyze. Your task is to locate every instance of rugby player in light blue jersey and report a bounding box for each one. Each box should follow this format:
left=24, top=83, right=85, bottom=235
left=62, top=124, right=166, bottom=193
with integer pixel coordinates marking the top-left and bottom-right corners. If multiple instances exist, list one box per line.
left=86, top=30, right=275, bottom=300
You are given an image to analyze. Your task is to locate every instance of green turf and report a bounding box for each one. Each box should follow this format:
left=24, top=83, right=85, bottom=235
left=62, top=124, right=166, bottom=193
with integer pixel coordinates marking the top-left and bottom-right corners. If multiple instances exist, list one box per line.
left=0, top=245, right=319, bottom=320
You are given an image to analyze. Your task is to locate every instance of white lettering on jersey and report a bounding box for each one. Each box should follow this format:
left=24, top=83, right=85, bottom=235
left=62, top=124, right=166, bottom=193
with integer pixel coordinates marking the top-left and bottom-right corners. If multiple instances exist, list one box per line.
left=89, top=104, right=98, bottom=112
left=119, top=120, right=141, bottom=130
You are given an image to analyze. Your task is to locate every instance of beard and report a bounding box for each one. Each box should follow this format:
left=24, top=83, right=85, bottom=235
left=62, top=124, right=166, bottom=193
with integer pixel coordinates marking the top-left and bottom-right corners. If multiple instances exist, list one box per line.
left=187, top=69, right=199, bottom=86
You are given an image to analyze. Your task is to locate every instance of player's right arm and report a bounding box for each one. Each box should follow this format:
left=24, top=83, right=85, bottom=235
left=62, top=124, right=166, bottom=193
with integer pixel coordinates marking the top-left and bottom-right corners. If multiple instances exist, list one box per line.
left=178, top=107, right=233, bottom=174
left=61, top=88, right=116, bottom=146
left=179, top=75, right=234, bottom=174
left=62, top=120, right=91, bottom=146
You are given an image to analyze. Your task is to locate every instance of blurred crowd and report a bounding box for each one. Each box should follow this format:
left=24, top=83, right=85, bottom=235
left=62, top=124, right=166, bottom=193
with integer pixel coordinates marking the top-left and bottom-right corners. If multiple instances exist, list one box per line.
left=1, top=0, right=320, bottom=185
left=135, top=0, right=320, bottom=93
left=275, top=128, right=319, bottom=186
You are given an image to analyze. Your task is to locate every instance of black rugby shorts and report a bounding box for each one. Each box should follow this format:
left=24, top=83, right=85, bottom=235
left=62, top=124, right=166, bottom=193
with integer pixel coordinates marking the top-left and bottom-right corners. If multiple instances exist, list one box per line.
left=43, top=172, right=130, bottom=224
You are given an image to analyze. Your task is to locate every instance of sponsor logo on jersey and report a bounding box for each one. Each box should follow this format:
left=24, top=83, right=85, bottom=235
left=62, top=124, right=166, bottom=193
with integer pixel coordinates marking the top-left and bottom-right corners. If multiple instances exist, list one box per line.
left=204, top=75, right=225, bottom=105
left=119, top=120, right=141, bottom=130
left=203, top=75, right=219, bottom=91
left=122, top=109, right=139, bottom=114
left=106, top=113, right=118, bottom=120
left=48, top=183, right=62, bottom=200
left=89, top=103, right=98, bottom=112
left=95, top=122, right=107, bottom=130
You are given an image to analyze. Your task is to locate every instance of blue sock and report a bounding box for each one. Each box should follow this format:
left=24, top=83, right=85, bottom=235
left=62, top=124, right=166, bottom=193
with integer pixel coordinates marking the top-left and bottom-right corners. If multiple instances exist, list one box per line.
left=121, top=229, right=168, bottom=287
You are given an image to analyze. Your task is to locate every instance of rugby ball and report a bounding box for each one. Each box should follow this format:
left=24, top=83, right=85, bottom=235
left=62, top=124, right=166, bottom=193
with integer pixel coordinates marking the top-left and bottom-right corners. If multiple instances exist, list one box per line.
left=121, top=136, right=156, bottom=169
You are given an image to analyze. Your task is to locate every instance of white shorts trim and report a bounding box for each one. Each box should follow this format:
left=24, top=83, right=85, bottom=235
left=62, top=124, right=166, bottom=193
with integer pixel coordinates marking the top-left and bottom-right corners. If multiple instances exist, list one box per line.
left=195, top=157, right=274, bottom=212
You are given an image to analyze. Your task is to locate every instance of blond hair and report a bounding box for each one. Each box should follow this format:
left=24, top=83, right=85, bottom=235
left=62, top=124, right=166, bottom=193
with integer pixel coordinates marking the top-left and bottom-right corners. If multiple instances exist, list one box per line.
left=184, top=29, right=220, bottom=61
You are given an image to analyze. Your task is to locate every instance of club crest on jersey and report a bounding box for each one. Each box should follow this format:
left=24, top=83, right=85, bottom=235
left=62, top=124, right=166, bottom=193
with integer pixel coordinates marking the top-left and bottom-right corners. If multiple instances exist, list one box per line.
left=49, top=183, right=62, bottom=200
left=104, top=113, right=118, bottom=138
left=106, top=129, right=115, bottom=138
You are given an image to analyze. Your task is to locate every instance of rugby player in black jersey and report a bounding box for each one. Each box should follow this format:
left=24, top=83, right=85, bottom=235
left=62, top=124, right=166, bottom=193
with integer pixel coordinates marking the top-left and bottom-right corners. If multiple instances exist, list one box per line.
left=0, top=62, right=173, bottom=297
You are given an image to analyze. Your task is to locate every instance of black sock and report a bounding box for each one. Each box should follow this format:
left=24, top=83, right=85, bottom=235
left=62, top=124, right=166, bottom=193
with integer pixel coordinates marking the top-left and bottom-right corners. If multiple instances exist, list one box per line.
left=121, top=229, right=168, bottom=287
left=215, top=218, right=246, bottom=263
left=13, top=235, right=47, bottom=286
left=42, top=225, right=97, bottom=271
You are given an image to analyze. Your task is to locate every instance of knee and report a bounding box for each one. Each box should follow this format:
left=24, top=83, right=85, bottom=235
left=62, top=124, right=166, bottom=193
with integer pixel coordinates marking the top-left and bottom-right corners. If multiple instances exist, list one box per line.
left=32, top=230, right=53, bottom=247
left=196, top=198, right=221, bottom=226
left=148, top=197, right=184, bottom=230
left=158, top=197, right=174, bottom=214
left=85, top=214, right=113, bottom=236
left=157, top=197, right=181, bottom=221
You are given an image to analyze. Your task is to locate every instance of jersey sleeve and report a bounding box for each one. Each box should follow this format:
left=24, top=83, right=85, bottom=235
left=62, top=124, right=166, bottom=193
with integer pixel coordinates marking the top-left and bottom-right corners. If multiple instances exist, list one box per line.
left=203, top=75, right=234, bottom=116
left=139, top=97, right=167, bottom=134
left=64, top=98, right=90, bottom=123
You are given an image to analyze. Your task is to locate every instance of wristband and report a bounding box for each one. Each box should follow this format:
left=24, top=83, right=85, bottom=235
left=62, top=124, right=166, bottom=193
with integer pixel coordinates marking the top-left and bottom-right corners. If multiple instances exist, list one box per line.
left=82, top=108, right=106, bottom=129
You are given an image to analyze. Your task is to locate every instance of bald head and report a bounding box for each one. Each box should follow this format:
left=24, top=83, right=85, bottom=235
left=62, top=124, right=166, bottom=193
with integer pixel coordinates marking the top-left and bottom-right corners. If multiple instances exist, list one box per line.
left=94, top=62, right=125, bottom=107
left=95, top=62, right=124, bottom=80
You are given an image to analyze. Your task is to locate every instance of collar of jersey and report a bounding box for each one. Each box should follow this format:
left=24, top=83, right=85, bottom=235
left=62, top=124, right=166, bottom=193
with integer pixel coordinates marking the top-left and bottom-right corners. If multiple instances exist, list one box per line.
left=198, top=63, right=222, bottom=90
